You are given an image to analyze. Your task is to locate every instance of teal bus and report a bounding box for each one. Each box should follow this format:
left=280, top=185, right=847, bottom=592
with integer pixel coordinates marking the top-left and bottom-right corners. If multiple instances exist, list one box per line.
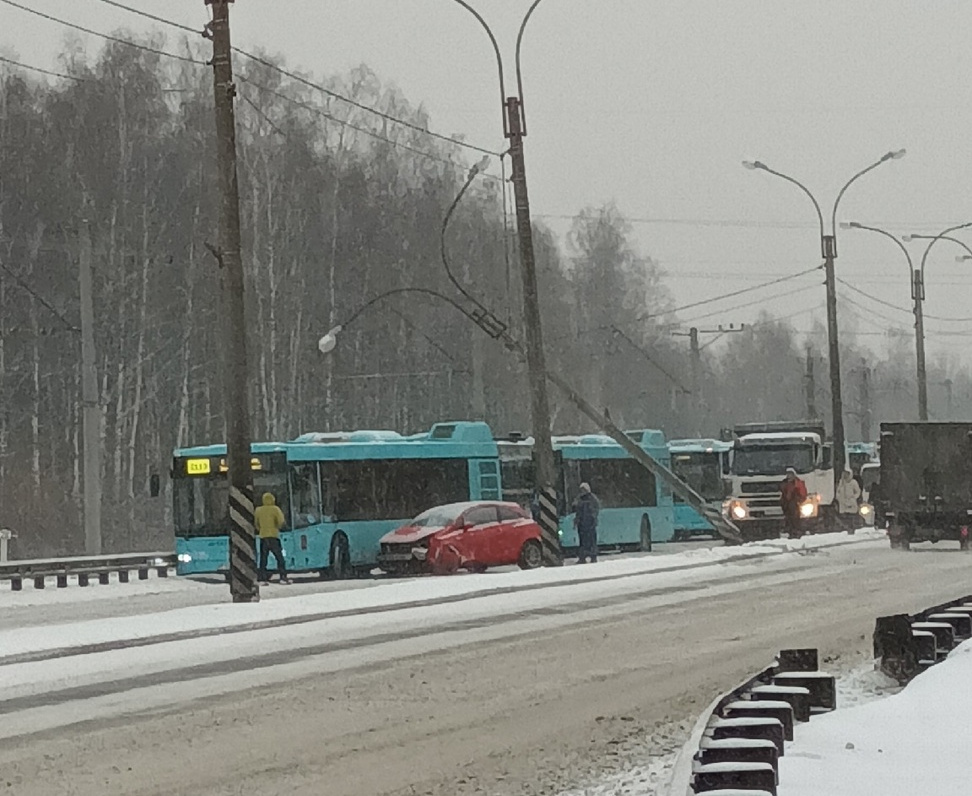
left=172, top=421, right=502, bottom=577
left=497, top=429, right=676, bottom=551
left=667, top=438, right=732, bottom=540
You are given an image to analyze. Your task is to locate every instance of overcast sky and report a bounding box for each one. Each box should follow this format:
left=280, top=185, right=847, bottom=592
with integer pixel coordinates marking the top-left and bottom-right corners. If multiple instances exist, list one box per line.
left=4, top=0, right=972, bottom=368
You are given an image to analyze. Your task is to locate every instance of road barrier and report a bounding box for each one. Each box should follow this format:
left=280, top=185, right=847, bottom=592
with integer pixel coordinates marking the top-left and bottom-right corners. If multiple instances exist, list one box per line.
left=667, top=648, right=835, bottom=795
left=0, top=552, right=176, bottom=591
left=873, top=593, right=972, bottom=684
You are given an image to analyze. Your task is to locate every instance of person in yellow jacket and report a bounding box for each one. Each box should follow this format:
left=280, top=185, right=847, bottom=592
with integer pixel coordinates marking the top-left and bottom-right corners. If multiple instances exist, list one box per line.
left=255, top=492, right=289, bottom=584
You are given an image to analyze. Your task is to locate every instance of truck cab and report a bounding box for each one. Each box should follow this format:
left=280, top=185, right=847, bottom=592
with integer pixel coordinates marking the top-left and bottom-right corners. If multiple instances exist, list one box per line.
left=722, top=421, right=835, bottom=540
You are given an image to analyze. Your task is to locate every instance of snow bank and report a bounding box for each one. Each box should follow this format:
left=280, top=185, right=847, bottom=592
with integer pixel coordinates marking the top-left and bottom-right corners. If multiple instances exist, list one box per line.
left=781, top=641, right=972, bottom=795
left=0, top=529, right=882, bottom=661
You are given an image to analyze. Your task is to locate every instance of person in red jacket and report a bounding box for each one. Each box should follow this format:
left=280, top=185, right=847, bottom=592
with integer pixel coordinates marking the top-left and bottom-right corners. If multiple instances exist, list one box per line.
left=780, top=468, right=808, bottom=538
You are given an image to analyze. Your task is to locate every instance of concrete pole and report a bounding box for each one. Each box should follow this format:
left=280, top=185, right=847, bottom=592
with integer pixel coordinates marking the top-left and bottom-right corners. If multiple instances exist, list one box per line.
left=79, top=214, right=102, bottom=556
left=505, top=95, right=561, bottom=566
left=914, top=270, right=928, bottom=421
left=823, top=241, right=846, bottom=476
left=207, top=0, right=258, bottom=602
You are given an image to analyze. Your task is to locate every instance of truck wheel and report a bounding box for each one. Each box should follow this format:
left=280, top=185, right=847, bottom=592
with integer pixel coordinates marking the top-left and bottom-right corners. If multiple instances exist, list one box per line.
left=329, top=533, right=352, bottom=579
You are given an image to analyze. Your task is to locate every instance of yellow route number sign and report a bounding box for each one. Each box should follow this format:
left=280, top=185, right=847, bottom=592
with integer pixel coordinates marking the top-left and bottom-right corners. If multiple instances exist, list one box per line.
left=185, top=458, right=212, bottom=476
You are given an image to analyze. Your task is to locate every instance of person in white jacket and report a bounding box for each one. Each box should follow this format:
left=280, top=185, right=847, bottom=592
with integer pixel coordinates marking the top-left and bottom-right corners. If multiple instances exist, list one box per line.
left=836, top=469, right=862, bottom=532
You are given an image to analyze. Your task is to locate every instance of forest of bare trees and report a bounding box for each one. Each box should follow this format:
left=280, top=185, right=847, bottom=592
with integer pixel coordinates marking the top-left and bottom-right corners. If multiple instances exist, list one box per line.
left=2, top=35, right=971, bottom=557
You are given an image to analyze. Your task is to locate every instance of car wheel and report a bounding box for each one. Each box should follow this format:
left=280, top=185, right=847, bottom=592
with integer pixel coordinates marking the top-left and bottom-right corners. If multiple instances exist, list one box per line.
left=329, top=533, right=351, bottom=579
left=518, top=539, right=543, bottom=570
left=640, top=515, right=653, bottom=552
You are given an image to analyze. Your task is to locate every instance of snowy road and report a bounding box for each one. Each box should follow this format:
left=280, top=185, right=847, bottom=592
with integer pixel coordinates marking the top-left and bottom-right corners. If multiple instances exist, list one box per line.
left=1, top=534, right=969, bottom=796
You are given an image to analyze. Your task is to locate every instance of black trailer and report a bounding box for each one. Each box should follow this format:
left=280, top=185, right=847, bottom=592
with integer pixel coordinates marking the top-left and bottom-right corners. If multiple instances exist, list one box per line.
left=880, top=422, right=972, bottom=550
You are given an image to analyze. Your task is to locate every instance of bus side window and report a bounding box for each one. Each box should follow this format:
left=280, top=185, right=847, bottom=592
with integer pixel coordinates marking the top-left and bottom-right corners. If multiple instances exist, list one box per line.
left=290, top=463, right=321, bottom=528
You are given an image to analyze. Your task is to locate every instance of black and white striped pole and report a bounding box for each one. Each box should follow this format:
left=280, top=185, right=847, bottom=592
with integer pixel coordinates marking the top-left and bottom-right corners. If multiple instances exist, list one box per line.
left=206, top=0, right=259, bottom=602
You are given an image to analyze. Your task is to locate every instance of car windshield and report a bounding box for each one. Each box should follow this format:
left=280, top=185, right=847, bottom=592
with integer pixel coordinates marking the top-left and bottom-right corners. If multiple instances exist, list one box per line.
left=409, top=505, right=461, bottom=527
left=731, top=444, right=815, bottom=476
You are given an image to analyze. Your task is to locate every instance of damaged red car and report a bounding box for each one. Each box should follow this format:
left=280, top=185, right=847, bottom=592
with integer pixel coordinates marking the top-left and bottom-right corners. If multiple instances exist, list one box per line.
left=377, top=501, right=544, bottom=575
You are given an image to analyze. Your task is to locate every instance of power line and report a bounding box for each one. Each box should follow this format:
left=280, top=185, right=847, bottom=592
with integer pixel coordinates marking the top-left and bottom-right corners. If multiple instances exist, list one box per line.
left=89, top=0, right=198, bottom=34
left=638, top=264, right=822, bottom=322
left=239, top=76, right=500, bottom=180
left=0, top=53, right=86, bottom=82
left=678, top=282, right=821, bottom=325
left=0, top=0, right=205, bottom=64
left=836, top=276, right=972, bottom=323
left=86, top=0, right=501, bottom=159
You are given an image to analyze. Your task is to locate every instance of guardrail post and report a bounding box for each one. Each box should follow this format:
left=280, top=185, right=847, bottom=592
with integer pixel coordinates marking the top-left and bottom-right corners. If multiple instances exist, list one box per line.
left=56, top=574, right=68, bottom=588
left=78, top=573, right=90, bottom=587
left=119, top=570, right=130, bottom=583
left=11, top=575, right=22, bottom=591
left=98, top=572, right=110, bottom=585
left=156, top=566, right=168, bottom=578
left=138, top=567, right=149, bottom=580
left=874, top=614, right=919, bottom=683
left=33, top=576, right=44, bottom=589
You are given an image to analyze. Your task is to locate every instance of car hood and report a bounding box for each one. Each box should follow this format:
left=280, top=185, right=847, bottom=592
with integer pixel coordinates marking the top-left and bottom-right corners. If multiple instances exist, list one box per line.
left=380, top=525, right=446, bottom=545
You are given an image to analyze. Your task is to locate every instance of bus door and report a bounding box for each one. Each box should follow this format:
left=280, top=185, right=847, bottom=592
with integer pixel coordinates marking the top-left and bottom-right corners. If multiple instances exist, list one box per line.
left=287, top=462, right=327, bottom=570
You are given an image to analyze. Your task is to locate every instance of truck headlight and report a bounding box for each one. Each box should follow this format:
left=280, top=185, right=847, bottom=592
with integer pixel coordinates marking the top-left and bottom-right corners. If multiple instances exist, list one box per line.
left=727, top=500, right=747, bottom=520
left=799, top=496, right=819, bottom=519
left=859, top=504, right=873, bottom=517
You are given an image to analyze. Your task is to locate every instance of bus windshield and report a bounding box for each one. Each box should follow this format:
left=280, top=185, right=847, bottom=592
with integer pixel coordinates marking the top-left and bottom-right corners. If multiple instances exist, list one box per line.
left=731, top=444, right=815, bottom=476
left=173, top=473, right=289, bottom=537
left=671, top=452, right=725, bottom=501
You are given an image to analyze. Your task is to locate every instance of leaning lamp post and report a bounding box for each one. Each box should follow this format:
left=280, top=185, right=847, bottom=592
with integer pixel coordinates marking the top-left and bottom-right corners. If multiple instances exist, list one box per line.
left=742, top=150, right=905, bottom=478
left=318, top=289, right=745, bottom=545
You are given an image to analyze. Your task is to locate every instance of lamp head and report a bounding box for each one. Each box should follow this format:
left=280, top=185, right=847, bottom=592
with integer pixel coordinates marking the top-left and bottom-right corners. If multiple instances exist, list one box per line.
left=469, top=155, right=490, bottom=178
left=741, top=160, right=760, bottom=171
left=840, top=221, right=862, bottom=230
left=885, top=148, right=907, bottom=161
left=318, top=325, right=343, bottom=355
left=901, top=234, right=916, bottom=242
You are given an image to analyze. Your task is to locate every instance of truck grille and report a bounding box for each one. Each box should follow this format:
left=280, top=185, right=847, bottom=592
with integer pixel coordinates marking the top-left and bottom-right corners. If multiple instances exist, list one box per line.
left=741, top=482, right=782, bottom=495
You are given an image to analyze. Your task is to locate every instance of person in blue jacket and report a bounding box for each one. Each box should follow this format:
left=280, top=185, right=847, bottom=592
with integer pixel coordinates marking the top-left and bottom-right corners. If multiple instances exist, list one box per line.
left=572, top=482, right=600, bottom=564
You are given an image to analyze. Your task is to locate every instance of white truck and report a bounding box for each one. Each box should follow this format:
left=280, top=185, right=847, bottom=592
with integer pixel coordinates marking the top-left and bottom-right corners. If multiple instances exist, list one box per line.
left=723, top=421, right=836, bottom=540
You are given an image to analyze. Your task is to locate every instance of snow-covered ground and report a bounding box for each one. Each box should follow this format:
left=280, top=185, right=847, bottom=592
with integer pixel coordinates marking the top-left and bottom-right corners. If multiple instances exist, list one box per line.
left=0, top=529, right=883, bottom=660
left=781, top=641, right=972, bottom=795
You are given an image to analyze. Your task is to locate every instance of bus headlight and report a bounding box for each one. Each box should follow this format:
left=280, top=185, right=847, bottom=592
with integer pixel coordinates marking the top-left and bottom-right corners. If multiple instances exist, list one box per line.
left=177, top=553, right=192, bottom=563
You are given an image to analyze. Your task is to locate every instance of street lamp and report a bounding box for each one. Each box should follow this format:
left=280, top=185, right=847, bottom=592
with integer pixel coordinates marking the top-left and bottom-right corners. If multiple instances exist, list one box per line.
left=840, top=221, right=924, bottom=420
left=446, top=0, right=560, bottom=564
left=742, top=150, right=906, bottom=478
left=319, top=287, right=745, bottom=545
left=901, top=224, right=972, bottom=419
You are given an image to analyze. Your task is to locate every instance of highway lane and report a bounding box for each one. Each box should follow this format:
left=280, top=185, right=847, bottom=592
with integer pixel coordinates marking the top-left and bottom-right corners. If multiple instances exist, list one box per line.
left=1, top=541, right=968, bottom=796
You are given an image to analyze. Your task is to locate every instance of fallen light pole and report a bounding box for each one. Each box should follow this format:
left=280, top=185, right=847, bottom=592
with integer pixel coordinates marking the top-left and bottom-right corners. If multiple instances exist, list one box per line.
left=319, top=289, right=742, bottom=544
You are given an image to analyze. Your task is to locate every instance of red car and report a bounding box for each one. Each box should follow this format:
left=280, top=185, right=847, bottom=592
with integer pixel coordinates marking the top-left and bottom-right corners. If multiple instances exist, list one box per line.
left=377, top=501, right=544, bottom=575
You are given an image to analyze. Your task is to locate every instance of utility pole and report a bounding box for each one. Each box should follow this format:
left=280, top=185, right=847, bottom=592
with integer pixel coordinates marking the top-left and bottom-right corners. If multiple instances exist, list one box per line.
left=805, top=346, right=817, bottom=419
left=822, top=235, right=846, bottom=476
left=913, top=269, right=928, bottom=421
left=858, top=360, right=872, bottom=442
left=79, top=212, right=102, bottom=556
left=505, top=95, right=560, bottom=566
left=672, top=324, right=744, bottom=411
left=206, top=0, right=258, bottom=602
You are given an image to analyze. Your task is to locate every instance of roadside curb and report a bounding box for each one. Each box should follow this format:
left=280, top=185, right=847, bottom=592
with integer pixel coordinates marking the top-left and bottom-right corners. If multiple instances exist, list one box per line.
left=667, top=585, right=972, bottom=795
left=0, top=533, right=882, bottom=668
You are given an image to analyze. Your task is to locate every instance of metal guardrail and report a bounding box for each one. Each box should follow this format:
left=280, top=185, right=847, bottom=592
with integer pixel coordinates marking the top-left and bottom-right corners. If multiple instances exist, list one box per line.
left=0, top=552, right=176, bottom=591
left=667, top=648, right=835, bottom=795
left=874, top=593, right=972, bottom=683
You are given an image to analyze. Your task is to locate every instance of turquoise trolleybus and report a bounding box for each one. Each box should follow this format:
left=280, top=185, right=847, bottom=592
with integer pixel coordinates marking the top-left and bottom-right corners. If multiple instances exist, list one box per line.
left=497, top=429, right=675, bottom=552
left=667, top=438, right=732, bottom=540
left=172, top=421, right=502, bottom=577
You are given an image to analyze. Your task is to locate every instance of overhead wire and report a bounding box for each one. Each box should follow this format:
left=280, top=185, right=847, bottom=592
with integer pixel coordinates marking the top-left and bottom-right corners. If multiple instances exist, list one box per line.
left=0, top=0, right=205, bottom=64
left=85, top=0, right=501, bottom=158
left=837, top=276, right=972, bottom=323
left=0, top=53, right=86, bottom=82
left=637, top=263, right=822, bottom=322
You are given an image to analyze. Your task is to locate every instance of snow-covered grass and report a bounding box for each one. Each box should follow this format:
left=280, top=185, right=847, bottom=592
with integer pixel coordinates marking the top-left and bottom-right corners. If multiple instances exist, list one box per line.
left=781, top=643, right=972, bottom=795
left=0, top=529, right=883, bottom=660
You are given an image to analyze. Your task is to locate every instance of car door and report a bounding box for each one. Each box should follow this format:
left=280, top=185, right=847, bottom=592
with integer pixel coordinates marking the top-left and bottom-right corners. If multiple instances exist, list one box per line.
left=496, top=504, right=530, bottom=565
left=459, top=505, right=501, bottom=565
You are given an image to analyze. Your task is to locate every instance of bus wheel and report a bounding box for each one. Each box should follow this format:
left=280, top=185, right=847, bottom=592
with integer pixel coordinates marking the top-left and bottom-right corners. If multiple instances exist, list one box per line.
left=640, top=515, right=653, bottom=552
left=518, top=539, right=542, bottom=570
left=329, top=533, right=351, bottom=579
